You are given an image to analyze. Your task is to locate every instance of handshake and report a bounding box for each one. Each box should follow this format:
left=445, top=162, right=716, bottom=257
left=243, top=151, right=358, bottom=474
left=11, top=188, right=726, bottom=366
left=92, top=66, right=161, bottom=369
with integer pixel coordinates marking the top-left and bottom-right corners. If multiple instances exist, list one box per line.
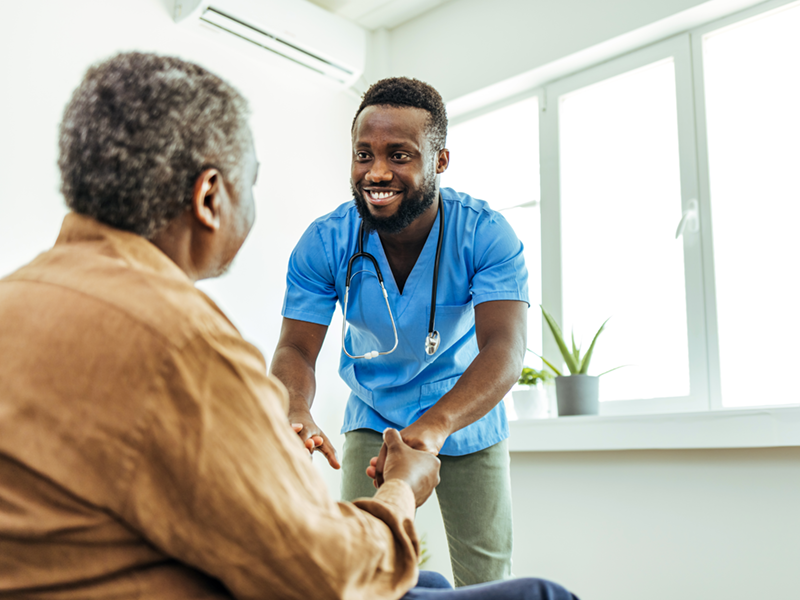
left=366, top=428, right=442, bottom=507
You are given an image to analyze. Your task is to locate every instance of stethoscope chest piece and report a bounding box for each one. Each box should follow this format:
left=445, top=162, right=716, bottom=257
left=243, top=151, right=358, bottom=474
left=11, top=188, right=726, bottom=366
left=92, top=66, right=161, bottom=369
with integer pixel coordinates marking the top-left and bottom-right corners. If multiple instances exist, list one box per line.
left=425, top=331, right=440, bottom=356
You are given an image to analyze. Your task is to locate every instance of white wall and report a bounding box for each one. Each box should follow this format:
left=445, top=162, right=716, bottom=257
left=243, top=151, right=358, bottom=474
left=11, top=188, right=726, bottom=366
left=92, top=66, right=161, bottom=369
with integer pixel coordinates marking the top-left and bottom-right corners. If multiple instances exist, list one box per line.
left=386, top=0, right=763, bottom=103
left=510, top=447, right=800, bottom=599
left=0, top=0, right=357, bottom=498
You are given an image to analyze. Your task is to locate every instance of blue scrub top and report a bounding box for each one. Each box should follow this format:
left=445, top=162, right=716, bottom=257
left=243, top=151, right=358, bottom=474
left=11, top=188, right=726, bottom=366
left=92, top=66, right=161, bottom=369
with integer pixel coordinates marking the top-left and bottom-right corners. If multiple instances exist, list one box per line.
left=281, top=187, right=529, bottom=455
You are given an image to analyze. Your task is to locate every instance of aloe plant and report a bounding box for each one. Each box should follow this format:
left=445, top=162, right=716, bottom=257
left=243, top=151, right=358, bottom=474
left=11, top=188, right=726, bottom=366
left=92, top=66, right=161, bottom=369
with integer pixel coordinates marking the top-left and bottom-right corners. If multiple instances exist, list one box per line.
left=531, top=305, right=619, bottom=377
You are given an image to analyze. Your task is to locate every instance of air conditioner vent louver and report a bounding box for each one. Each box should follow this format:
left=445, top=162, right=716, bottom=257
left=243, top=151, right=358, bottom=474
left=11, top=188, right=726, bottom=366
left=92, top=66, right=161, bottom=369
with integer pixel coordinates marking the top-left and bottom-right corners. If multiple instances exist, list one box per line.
left=201, top=7, right=354, bottom=82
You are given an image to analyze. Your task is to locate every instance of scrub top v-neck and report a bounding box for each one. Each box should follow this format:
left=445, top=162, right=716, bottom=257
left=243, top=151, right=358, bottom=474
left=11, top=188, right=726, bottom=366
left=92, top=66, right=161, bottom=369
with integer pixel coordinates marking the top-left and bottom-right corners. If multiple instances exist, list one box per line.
left=282, top=187, right=529, bottom=455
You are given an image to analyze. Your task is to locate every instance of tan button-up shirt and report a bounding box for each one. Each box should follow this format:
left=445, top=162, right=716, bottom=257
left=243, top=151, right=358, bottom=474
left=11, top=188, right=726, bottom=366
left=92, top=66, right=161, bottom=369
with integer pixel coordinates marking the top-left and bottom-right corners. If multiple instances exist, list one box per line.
left=0, top=214, right=419, bottom=599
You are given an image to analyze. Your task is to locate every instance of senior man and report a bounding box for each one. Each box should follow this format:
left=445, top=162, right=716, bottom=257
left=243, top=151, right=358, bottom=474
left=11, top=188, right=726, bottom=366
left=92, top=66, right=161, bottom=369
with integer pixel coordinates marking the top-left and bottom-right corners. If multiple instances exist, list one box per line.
left=0, top=52, right=577, bottom=600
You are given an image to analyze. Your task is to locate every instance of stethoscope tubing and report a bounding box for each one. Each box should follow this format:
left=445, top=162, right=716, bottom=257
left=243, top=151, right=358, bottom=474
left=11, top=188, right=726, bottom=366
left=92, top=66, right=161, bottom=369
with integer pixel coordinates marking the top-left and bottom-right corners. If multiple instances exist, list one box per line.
left=341, top=278, right=399, bottom=360
left=428, top=196, right=445, bottom=338
left=341, top=194, right=444, bottom=359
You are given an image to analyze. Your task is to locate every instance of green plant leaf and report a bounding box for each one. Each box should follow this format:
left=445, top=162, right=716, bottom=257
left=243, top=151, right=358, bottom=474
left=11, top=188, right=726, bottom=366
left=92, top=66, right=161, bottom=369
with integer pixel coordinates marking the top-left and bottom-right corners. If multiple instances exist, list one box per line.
left=597, top=364, right=628, bottom=377
left=518, top=365, right=555, bottom=385
left=540, top=305, right=579, bottom=373
left=579, top=318, right=610, bottom=374
left=418, top=532, right=430, bottom=567
left=571, top=331, right=581, bottom=364
left=527, top=348, right=563, bottom=377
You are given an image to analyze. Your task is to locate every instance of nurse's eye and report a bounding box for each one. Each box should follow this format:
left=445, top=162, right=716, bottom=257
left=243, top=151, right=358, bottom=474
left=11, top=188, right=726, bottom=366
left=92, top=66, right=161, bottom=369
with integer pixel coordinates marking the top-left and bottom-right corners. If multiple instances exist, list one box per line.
left=355, top=151, right=371, bottom=161
left=392, top=152, right=410, bottom=161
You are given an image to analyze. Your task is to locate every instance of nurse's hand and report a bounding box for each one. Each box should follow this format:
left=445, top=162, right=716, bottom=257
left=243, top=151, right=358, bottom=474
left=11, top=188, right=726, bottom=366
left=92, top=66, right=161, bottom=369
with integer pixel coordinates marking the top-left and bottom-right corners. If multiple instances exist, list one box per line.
left=289, top=414, right=341, bottom=469
left=367, top=428, right=440, bottom=507
left=398, top=421, right=449, bottom=455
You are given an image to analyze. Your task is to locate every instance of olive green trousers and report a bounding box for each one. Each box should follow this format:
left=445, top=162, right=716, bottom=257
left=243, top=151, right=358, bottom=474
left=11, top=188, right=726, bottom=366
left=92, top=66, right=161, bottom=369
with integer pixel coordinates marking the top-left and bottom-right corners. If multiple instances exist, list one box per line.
left=341, top=429, right=513, bottom=587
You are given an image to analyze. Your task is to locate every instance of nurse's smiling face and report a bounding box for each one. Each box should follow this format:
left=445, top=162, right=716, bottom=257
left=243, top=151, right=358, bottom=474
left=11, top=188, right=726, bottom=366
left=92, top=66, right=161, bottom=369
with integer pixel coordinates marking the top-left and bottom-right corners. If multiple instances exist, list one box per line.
left=350, top=105, right=449, bottom=234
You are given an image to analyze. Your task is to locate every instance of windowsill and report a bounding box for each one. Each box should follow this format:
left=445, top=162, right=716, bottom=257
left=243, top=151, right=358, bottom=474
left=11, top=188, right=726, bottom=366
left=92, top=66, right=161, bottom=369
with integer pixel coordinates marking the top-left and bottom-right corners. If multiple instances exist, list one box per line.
left=508, top=406, right=800, bottom=452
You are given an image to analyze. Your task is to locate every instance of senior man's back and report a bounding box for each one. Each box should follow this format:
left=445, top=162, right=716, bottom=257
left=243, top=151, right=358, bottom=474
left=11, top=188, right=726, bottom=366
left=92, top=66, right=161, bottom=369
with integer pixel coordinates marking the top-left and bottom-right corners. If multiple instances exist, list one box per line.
left=0, top=214, right=250, bottom=597
left=0, top=214, right=424, bottom=599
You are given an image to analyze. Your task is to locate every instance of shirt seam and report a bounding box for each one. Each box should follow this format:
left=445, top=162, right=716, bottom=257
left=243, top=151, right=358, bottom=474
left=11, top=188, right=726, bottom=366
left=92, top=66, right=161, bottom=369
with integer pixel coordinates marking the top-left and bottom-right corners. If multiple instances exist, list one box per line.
left=312, top=221, right=337, bottom=286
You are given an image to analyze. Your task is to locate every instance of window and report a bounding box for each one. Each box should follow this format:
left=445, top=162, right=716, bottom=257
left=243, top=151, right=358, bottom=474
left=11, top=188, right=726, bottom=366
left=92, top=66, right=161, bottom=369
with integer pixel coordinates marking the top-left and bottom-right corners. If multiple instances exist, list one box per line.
left=450, top=0, right=800, bottom=415
left=698, top=1, right=800, bottom=408
left=557, top=59, right=690, bottom=403
left=540, top=35, right=708, bottom=415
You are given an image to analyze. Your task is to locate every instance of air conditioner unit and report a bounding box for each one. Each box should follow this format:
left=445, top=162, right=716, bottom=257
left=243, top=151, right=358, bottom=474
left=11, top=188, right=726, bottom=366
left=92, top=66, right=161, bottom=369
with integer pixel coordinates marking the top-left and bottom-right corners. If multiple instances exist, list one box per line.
left=174, top=0, right=367, bottom=87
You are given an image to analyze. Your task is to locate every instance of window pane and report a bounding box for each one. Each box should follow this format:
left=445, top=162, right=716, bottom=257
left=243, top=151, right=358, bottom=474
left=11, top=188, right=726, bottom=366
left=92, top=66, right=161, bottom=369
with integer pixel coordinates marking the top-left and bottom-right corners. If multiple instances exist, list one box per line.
left=443, top=97, right=542, bottom=361
left=703, top=2, right=800, bottom=407
left=559, top=59, right=690, bottom=402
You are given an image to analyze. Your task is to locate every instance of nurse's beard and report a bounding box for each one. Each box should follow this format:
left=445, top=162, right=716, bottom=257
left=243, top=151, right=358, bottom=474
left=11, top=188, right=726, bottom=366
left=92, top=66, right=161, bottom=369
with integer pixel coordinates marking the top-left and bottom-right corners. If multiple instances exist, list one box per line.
left=352, top=169, right=437, bottom=235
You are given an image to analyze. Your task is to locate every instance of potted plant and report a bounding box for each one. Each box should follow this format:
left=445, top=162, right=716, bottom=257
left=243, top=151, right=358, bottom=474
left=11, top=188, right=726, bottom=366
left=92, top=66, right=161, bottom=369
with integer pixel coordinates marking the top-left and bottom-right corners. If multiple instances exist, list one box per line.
left=531, top=305, right=620, bottom=416
left=512, top=366, right=554, bottom=419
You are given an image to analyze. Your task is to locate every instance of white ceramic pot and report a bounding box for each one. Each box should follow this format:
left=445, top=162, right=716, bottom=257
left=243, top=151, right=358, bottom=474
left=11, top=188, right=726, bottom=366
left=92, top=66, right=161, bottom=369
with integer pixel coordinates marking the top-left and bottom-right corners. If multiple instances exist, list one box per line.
left=511, top=385, right=549, bottom=419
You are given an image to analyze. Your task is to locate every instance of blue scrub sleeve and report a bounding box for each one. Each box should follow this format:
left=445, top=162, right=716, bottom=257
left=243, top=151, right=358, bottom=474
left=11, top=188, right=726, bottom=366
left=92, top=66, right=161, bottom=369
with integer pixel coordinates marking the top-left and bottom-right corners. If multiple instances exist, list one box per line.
left=470, top=212, right=530, bottom=307
left=281, top=222, right=339, bottom=326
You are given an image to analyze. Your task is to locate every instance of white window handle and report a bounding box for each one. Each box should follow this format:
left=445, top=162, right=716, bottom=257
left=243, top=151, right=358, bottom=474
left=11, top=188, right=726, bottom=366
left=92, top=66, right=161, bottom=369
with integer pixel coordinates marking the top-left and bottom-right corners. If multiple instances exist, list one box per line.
left=675, top=198, right=700, bottom=239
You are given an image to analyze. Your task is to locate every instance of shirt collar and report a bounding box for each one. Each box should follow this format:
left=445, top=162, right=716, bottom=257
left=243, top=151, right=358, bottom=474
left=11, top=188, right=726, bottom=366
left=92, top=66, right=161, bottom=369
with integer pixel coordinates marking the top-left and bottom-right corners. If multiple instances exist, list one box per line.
left=55, top=213, right=192, bottom=284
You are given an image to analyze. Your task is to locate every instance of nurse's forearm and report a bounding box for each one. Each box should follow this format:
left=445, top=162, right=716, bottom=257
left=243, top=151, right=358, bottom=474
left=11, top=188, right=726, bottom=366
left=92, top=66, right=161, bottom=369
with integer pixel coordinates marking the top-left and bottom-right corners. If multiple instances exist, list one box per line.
left=415, top=339, right=523, bottom=438
left=404, top=300, right=527, bottom=452
left=270, top=318, right=342, bottom=469
left=271, top=346, right=318, bottom=413
left=269, top=317, right=329, bottom=413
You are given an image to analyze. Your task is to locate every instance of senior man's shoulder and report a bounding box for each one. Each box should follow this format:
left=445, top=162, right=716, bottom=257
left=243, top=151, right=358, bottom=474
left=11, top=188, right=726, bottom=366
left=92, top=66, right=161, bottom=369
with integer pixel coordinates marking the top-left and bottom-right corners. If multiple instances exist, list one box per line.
left=1, top=213, right=245, bottom=354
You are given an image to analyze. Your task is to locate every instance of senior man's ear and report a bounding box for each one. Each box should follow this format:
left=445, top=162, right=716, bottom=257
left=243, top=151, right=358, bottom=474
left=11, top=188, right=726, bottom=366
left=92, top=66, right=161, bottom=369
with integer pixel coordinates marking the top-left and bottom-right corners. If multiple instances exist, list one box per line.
left=191, top=169, right=223, bottom=231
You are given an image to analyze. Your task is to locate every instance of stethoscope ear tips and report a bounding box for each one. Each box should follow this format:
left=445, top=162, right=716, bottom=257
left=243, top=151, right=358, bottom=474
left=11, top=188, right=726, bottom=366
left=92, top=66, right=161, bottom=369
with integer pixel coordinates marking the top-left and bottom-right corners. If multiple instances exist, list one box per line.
left=425, top=331, right=440, bottom=356
left=364, top=350, right=380, bottom=359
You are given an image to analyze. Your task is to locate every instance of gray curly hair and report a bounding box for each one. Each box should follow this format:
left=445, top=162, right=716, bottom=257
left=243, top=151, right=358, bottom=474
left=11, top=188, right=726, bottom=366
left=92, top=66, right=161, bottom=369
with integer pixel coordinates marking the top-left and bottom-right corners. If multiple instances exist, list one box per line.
left=58, top=52, right=250, bottom=239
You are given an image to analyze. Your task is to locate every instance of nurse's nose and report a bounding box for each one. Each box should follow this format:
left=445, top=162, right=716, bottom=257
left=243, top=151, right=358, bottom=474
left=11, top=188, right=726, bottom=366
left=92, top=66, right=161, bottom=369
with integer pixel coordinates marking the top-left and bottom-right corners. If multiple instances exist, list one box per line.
left=365, top=157, right=392, bottom=183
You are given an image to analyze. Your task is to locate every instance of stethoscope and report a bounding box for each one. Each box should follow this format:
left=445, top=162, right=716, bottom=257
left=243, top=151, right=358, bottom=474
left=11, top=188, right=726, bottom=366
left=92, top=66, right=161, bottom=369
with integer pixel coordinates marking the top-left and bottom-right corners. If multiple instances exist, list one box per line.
left=342, top=195, right=444, bottom=360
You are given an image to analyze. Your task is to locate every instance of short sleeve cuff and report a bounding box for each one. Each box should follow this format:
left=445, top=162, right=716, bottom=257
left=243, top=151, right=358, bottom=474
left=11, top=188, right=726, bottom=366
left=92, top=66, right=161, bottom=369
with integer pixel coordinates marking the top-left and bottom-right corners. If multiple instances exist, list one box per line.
left=281, top=307, right=335, bottom=327
left=471, top=291, right=530, bottom=308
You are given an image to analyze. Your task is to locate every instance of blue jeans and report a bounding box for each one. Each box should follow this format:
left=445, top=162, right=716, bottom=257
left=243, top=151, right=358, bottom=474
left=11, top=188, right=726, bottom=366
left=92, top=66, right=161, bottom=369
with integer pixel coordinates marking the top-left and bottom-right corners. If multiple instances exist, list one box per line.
left=402, top=571, right=579, bottom=600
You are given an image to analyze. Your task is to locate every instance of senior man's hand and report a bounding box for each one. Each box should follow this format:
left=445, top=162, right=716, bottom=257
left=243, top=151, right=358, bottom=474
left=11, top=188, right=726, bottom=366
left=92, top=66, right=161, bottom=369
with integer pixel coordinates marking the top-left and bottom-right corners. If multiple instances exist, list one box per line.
left=366, top=428, right=440, bottom=507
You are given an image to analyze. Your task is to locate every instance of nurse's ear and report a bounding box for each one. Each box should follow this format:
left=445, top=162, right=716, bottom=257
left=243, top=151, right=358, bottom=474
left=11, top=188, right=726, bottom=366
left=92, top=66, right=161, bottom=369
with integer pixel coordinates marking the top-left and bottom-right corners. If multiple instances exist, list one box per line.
left=435, top=148, right=450, bottom=174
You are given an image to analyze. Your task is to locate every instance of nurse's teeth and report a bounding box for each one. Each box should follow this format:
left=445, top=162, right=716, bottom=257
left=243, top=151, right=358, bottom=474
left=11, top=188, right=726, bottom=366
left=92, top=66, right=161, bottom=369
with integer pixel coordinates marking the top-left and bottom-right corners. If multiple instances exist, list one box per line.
left=370, top=191, right=396, bottom=199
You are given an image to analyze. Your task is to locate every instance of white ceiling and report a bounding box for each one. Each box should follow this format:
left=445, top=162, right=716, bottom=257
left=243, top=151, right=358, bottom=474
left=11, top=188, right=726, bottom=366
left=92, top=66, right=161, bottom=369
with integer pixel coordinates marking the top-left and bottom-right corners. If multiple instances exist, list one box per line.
left=306, top=0, right=451, bottom=30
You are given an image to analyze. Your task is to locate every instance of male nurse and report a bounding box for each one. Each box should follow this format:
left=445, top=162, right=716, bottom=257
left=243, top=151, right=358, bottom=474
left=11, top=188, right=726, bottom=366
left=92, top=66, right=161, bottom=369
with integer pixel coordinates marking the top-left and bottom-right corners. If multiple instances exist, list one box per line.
left=270, top=77, right=528, bottom=587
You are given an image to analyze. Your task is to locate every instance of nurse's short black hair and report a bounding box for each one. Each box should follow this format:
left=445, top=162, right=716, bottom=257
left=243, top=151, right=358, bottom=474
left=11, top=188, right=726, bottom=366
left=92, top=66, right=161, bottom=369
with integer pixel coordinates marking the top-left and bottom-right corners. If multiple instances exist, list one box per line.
left=58, top=51, right=250, bottom=240
left=352, top=77, right=447, bottom=153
